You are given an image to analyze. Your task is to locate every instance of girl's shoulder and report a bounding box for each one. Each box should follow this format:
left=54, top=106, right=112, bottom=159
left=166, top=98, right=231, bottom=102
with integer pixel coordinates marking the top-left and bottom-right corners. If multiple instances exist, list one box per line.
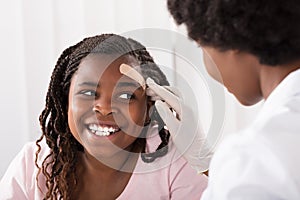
left=0, top=138, right=50, bottom=199
left=21, top=139, right=51, bottom=165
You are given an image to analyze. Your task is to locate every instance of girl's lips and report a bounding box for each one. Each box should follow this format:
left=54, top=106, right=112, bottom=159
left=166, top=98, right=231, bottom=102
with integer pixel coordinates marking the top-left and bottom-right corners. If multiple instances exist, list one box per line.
left=86, top=120, right=121, bottom=129
left=94, top=120, right=119, bottom=126
left=88, top=123, right=120, bottom=130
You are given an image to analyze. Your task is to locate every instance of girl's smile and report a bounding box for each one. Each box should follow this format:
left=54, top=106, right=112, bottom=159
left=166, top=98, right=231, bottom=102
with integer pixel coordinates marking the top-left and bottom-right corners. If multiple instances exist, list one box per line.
left=87, top=121, right=121, bottom=137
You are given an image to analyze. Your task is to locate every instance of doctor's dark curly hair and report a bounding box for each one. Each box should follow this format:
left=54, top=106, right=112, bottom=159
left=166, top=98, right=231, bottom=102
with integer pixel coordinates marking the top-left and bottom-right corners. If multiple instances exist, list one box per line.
left=35, top=34, right=170, bottom=199
left=167, top=0, right=300, bottom=66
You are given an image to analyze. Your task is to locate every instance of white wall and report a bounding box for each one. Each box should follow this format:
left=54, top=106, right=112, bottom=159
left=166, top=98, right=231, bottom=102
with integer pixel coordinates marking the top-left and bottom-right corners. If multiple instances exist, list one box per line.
left=0, top=0, right=261, bottom=178
left=0, top=1, right=29, bottom=177
left=1, top=0, right=83, bottom=178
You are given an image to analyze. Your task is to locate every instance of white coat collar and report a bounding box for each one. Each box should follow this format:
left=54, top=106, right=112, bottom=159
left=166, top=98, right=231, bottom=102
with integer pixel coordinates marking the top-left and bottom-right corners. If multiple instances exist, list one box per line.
left=257, top=68, right=300, bottom=121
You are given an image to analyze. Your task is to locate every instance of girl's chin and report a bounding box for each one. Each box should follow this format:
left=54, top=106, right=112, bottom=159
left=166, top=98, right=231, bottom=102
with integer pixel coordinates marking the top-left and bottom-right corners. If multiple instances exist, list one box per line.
left=84, top=146, right=124, bottom=160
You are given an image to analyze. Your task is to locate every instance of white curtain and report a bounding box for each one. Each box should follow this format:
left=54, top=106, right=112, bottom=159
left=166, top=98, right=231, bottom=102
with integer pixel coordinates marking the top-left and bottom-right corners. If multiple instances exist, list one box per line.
left=0, top=0, right=261, bottom=177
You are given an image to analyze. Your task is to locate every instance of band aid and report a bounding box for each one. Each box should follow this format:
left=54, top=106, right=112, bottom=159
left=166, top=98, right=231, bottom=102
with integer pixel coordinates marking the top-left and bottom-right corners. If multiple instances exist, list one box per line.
left=119, top=63, right=146, bottom=90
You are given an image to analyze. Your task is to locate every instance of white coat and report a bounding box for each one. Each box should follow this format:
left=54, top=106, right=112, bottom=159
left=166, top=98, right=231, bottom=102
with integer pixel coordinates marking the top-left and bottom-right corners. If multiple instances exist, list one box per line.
left=201, top=69, right=300, bottom=200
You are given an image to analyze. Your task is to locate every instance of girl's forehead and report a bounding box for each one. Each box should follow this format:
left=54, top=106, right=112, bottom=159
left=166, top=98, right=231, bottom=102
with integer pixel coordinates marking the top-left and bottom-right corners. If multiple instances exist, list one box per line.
left=78, top=54, right=139, bottom=72
left=73, top=54, right=142, bottom=84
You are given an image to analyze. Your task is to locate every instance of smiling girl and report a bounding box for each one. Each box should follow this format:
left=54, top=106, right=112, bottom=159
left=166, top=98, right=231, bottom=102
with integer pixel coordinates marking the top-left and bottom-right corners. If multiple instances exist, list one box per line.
left=0, top=34, right=207, bottom=199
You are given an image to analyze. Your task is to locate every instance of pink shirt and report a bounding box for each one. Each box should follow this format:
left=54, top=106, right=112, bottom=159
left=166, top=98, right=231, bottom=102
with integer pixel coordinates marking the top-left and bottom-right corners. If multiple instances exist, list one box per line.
left=0, top=134, right=207, bottom=199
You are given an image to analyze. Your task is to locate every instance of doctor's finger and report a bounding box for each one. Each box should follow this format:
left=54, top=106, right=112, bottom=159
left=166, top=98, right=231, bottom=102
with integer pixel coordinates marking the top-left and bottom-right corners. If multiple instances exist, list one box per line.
left=147, top=78, right=182, bottom=115
left=155, top=100, right=180, bottom=136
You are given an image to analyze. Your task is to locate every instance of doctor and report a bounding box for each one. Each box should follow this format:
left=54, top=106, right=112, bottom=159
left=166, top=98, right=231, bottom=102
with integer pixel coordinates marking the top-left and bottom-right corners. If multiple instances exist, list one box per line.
left=146, top=0, right=300, bottom=199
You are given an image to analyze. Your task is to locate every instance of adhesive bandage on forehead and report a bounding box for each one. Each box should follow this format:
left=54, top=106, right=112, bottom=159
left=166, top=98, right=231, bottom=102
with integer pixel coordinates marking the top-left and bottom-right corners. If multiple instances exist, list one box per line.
left=119, top=63, right=146, bottom=90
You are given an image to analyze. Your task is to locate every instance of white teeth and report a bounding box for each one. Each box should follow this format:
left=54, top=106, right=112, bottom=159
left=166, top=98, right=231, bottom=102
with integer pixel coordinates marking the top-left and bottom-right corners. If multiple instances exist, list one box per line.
left=95, top=131, right=109, bottom=136
left=90, top=124, right=98, bottom=131
left=88, top=124, right=119, bottom=136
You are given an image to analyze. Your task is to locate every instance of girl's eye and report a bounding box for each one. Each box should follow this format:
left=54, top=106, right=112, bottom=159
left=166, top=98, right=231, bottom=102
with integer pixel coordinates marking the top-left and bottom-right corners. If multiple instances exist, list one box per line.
left=118, top=93, right=134, bottom=100
left=79, top=90, right=96, bottom=97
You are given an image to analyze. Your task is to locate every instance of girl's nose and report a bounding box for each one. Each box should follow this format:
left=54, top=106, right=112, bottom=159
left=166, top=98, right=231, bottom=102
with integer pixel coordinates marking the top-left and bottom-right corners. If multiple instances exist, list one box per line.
left=92, top=97, right=112, bottom=116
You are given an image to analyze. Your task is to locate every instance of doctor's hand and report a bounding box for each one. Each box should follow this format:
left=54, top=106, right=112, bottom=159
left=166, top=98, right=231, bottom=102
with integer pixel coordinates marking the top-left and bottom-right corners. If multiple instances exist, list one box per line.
left=146, top=78, right=212, bottom=173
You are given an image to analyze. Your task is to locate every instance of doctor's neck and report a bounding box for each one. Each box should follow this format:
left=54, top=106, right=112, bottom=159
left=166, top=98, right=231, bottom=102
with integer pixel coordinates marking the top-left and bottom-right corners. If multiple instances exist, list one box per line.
left=259, top=60, right=300, bottom=99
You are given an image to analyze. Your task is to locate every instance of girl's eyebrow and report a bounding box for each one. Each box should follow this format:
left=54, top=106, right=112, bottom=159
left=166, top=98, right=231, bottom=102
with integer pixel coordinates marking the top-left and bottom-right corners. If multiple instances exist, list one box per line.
left=78, top=82, right=99, bottom=87
left=116, top=82, right=143, bottom=90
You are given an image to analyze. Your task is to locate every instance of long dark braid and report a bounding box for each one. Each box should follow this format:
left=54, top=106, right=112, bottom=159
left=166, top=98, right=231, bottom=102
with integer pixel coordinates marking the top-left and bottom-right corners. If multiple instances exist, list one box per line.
left=36, top=34, right=170, bottom=199
left=36, top=41, right=86, bottom=200
left=127, top=39, right=170, bottom=163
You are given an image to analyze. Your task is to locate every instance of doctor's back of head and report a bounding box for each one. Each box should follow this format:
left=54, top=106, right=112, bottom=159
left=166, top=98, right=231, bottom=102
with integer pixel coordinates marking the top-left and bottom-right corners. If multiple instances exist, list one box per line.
left=168, top=0, right=300, bottom=105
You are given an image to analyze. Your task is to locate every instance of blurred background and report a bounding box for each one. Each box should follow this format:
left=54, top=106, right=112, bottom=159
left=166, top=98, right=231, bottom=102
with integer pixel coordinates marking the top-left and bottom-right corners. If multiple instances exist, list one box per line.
left=0, top=0, right=261, bottom=178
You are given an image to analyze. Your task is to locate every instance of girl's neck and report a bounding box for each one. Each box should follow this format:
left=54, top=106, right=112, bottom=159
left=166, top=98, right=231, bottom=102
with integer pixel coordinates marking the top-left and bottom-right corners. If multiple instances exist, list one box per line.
left=80, top=144, right=140, bottom=176
left=71, top=146, right=141, bottom=200
left=77, top=140, right=141, bottom=177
